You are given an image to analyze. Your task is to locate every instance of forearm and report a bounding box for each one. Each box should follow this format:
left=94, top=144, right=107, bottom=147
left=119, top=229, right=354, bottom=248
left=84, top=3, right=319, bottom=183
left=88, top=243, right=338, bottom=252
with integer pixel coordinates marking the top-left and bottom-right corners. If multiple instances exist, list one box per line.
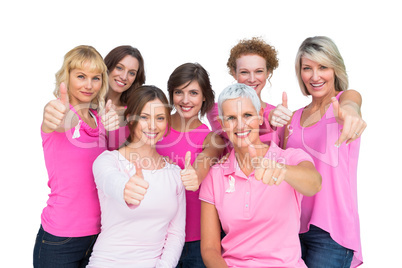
left=202, top=249, right=228, bottom=268
left=339, top=90, right=362, bottom=116
left=284, top=162, right=322, bottom=196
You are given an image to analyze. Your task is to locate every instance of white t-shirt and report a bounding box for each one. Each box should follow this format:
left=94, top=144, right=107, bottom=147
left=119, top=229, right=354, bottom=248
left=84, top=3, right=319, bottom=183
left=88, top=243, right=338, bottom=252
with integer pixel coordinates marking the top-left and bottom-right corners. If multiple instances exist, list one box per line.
left=88, top=150, right=186, bottom=268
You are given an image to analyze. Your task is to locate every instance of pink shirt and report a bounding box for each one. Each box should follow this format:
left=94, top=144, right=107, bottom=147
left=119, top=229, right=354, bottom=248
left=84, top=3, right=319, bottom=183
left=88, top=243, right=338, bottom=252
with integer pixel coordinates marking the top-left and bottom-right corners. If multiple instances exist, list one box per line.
left=156, top=124, right=211, bottom=242
left=286, top=91, right=363, bottom=267
left=200, top=142, right=313, bottom=267
left=89, top=150, right=185, bottom=268
left=41, top=108, right=107, bottom=237
left=207, top=102, right=280, bottom=149
left=107, top=125, right=129, bottom=150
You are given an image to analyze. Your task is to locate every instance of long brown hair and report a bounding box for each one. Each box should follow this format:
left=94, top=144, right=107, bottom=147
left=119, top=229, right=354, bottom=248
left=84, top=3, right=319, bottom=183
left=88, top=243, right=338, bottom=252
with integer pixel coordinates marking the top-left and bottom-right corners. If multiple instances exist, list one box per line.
left=124, top=85, right=171, bottom=144
left=104, top=45, right=146, bottom=105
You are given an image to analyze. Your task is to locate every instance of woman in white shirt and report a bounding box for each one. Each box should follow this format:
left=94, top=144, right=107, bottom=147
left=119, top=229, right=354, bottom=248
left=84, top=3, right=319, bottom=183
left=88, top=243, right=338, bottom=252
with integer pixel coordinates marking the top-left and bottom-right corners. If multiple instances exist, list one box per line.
left=88, top=85, right=186, bottom=268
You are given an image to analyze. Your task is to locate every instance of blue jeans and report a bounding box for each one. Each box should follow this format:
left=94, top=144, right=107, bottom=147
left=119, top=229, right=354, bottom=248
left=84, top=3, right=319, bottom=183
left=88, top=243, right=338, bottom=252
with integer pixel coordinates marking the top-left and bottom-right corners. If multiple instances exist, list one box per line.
left=299, top=225, right=353, bottom=268
left=33, top=225, right=98, bottom=268
left=176, top=240, right=206, bottom=268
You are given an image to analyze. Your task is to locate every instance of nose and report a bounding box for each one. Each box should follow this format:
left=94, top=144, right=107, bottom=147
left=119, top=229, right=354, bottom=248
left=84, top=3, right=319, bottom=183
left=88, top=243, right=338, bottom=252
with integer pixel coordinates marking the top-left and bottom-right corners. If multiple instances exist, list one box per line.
left=85, top=78, right=93, bottom=89
left=312, top=69, right=320, bottom=81
left=120, top=71, right=128, bottom=81
left=182, top=93, right=190, bottom=104
left=248, top=72, right=256, bottom=82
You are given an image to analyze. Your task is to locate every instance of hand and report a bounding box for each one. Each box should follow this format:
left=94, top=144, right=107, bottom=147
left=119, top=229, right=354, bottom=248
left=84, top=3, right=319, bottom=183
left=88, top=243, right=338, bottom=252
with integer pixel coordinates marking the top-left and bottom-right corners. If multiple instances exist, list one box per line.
left=42, top=82, right=71, bottom=132
left=248, top=145, right=286, bottom=186
left=217, top=153, right=230, bottom=164
left=101, top=99, right=120, bottom=131
left=180, top=151, right=199, bottom=191
left=269, top=92, right=292, bottom=127
left=124, top=162, right=149, bottom=206
left=332, top=97, right=367, bottom=146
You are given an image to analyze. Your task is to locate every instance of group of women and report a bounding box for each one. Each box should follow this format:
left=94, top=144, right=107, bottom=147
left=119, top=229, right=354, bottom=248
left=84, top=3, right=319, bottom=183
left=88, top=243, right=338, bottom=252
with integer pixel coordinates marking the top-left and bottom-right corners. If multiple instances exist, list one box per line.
left=33, top=36, right=366, bottom=268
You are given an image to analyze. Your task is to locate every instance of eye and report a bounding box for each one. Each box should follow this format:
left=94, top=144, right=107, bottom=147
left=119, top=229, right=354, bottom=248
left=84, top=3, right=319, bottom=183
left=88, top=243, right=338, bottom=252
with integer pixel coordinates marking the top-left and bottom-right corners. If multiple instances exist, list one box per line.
left=244, top=113, right=253, bottom=118
left=77, top=75, right=85, bottom=79
left=302, top=67, right=311, bottom=71
left=157, top=116, right=165, bottom=121
left=226, top=116, right=235, bottom=121
left=190, top=91, right=199, bottom=96
left=129, top=71, right=137, bottom=77
left=116, top=66, right=123, bottom=71
left=320, top=65, right=328, bottom=70
left=140, top=115, right=148, bottom=120
left=174, top=90, right=182, bottom=95
left=240, top=71, right=249, bottom=75
left=93, top=76, right=101, bottom=81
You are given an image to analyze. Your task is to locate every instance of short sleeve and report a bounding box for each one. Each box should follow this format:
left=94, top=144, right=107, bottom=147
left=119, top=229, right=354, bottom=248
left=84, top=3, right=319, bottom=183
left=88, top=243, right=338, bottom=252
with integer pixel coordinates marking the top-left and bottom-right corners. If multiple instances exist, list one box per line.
left=199, top=169, right=216, bottom=205
left=283, top=147, right=315, bottom=166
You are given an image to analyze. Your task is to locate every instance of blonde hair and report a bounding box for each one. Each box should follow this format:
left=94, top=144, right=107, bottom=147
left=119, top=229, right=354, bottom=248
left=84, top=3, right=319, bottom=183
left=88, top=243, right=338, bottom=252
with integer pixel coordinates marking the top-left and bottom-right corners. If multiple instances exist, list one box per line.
left=295, top=36, right=348, bottom=96
left=54, top=45, right=108, bottom=111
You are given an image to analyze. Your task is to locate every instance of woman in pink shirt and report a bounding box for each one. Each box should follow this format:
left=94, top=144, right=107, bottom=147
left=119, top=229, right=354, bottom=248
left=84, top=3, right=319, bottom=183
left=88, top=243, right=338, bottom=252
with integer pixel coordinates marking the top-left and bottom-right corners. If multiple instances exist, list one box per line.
left=207, top=37, right=291, bottom=146
left=200, top=83, right=322, bottom=267
left=281, top=36, right=367, bottom=267
left=157, top=63, right=225, bottom=267
left=103, top=45, right=146, bottom=150
left=33, top=45, right=109, bottom=267
left=89, top=86, right=185, bottom=267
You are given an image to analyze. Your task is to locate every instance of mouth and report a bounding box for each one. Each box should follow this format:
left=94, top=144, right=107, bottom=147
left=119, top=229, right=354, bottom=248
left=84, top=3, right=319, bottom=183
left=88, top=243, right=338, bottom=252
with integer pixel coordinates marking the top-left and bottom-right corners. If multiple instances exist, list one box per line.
left=144, top=132, right=158, bottom=139
left=115, top=80, right=127, bottom=87
left=310, top=82, right=325, bottom=90
left=235, top=130, right=251, bottom=138
left=180, top=106, right=193, bottom=112
left=247, top=84, right=259, bottom=91
left=80, top=91, right=93, bottom=96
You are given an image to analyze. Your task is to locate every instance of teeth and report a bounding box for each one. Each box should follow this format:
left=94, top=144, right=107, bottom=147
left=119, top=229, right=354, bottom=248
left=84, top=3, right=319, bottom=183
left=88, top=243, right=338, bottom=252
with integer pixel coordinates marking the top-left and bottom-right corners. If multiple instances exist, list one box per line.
left=181, top=107, right=191, bottom=111
left=312, top=82, right=324, bottom=87
left=145, top=133, right=157, bottom=138
left=236, top=131, right=250, bottom=136
left=116, top=80, right=126, bottom=86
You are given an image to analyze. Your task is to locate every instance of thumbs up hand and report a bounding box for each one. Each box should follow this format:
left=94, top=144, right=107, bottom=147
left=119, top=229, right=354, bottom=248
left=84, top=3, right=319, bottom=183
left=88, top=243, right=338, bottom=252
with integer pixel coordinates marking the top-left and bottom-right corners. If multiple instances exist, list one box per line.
left=269, top=92, right=293, bottom=127
left=332, top=97, right=367, bottom=147
left=248, top=145, right=286, bottom=186
left=180, top=151, right=199, bottom=191
left=124, top=162, right=149, bottom=206
left=42, top=82, right=73, bottom=133
left=101, top=99, right=120, bottom=131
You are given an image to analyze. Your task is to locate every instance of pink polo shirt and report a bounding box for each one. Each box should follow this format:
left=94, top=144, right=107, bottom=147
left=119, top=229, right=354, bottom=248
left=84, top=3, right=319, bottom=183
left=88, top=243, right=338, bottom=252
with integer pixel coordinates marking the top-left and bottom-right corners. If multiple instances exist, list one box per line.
left=107, top=125, right=129, bottom=150
left=200, top=142, right=313, bottom=267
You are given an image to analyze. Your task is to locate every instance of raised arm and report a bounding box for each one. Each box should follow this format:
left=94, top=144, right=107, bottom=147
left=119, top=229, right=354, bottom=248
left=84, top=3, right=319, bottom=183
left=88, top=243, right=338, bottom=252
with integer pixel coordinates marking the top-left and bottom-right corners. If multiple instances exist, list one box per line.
left=42, top=82, right=78, bottom=133
left=180, top=132, right=225, bottom=191
left=333, top=89, right=367, bottom=146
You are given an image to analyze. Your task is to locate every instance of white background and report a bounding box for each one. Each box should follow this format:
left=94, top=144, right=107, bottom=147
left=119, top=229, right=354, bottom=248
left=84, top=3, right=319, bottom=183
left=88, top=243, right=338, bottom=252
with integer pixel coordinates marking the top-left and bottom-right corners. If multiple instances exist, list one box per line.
left=1, top=0, right=400, bottom=266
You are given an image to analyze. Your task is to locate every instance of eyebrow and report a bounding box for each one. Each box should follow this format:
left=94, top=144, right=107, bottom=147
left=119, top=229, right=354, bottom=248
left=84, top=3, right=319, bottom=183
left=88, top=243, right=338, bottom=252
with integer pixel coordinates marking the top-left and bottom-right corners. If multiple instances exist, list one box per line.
left=141, top=113, right=166, bottom=116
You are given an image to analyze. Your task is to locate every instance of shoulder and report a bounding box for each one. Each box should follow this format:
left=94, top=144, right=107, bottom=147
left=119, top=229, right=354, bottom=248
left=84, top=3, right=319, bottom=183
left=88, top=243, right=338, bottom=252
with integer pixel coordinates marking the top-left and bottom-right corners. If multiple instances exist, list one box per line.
left=269, top=142, right=313, bottom=165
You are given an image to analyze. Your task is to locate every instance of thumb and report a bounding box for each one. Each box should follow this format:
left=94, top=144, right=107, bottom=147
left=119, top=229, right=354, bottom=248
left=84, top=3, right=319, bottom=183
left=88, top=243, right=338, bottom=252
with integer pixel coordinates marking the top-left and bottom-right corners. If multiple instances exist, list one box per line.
left=105, top=99, right=113, bottom=114
left=282, top=91, right=288, bottom=108
left=184, top=151, right=192, bottom=170
left=331, top=97, right=342, bottom=119
left=134, top=161, right=144, bottom=179
left=59, top=82, right=69, bottom=106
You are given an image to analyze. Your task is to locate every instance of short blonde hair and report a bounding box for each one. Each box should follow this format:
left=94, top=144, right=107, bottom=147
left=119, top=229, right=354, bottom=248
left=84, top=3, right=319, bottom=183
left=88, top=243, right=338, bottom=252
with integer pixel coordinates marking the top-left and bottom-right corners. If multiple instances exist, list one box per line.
left=54, top=45, right=108, bottom=111
left=295, top=36, right=348, bottom=96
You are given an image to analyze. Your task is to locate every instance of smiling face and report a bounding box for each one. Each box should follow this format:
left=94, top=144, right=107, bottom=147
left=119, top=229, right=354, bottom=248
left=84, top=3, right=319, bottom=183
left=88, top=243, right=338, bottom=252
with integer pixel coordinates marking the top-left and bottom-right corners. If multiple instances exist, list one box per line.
left=108, top=55, right=139, bottom=94
left=232, top=54, right=270, bottom=98
left=219, top=97, right=263, bottom=149
left=173, top=80, right=205, bottom=120
left=132, top=99, right=167, bottom=147
left=68, top=65, right=102, bottom=106
left=301, top=57, right=336, bottom=99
